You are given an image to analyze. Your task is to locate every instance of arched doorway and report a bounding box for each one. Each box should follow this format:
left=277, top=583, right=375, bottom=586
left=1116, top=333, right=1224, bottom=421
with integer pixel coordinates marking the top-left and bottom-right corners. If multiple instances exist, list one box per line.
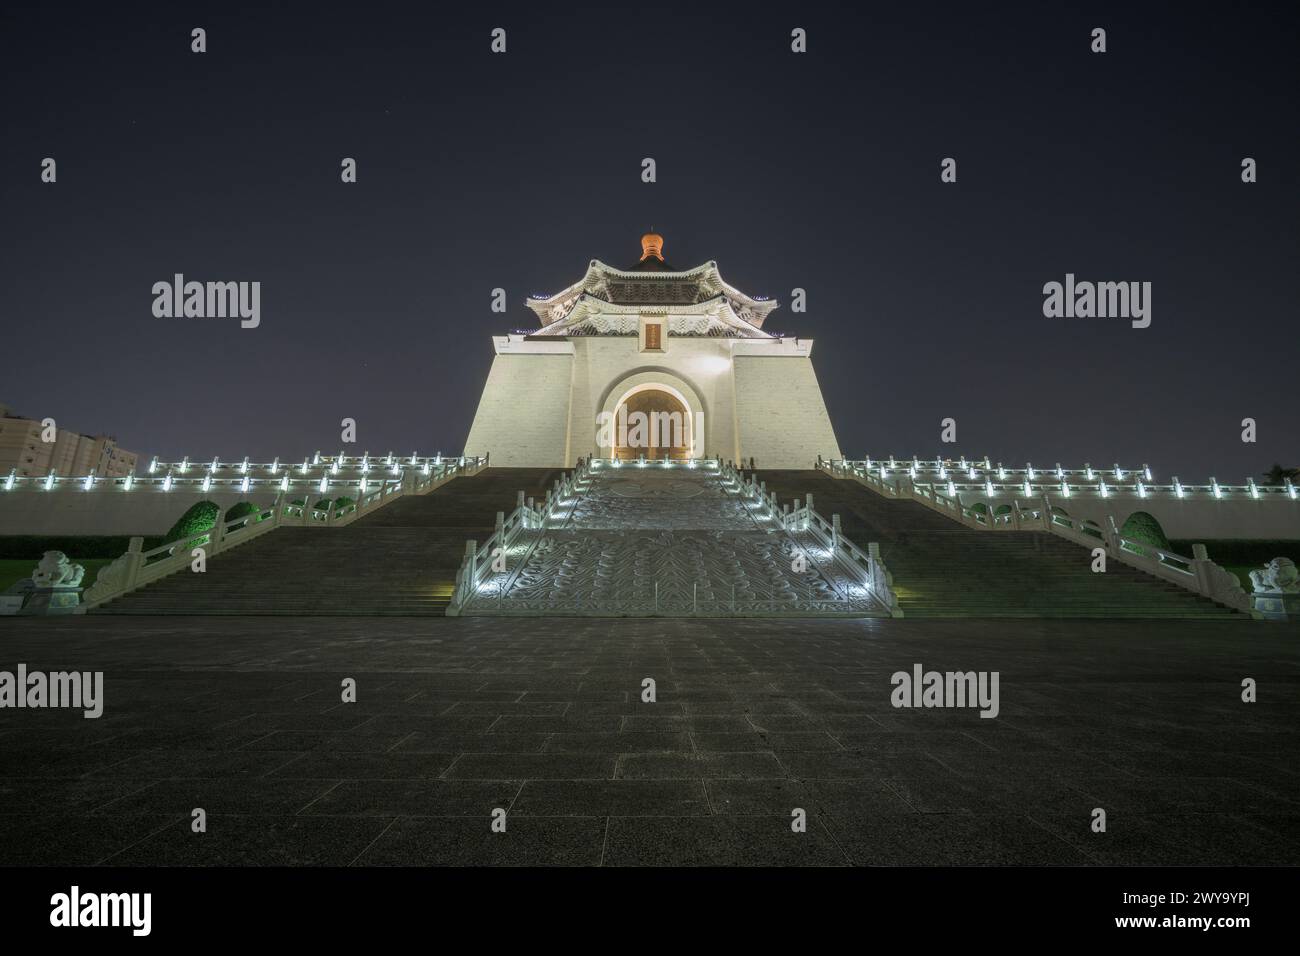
left=613, top=387, right=692, bottom=461
left=597, top=371, right=706, bottom=461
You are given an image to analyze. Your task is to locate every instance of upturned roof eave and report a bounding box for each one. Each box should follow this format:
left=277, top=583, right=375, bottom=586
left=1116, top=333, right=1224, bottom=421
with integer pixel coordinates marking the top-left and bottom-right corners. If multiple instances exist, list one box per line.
left=526, top=259, right=778, bottom=314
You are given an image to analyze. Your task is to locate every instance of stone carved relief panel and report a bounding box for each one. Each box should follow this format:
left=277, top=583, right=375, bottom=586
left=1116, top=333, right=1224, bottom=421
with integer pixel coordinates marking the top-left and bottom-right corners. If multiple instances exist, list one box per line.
left=465, top=468, right=886, bottom=616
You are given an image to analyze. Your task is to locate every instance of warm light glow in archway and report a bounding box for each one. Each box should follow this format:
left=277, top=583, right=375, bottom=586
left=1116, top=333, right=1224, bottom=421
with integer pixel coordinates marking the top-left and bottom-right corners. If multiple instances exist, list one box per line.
left=611, top=384, right=694, bottom=461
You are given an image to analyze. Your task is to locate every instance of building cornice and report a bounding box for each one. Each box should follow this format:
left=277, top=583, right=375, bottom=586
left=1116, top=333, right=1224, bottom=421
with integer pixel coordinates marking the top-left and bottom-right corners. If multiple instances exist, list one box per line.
left=525, top=258, right=779, bottom=332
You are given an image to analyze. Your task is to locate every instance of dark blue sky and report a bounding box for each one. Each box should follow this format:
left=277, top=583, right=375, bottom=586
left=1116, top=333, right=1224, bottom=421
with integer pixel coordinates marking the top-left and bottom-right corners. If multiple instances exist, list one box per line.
left=2, top=1, right=1296, bottom=481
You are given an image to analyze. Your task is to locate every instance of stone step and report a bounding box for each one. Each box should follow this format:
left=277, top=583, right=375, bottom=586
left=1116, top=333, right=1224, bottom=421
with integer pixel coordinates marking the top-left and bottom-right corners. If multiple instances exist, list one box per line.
left=753, top=469, right=1240, bottom=619
left=92, top=468, right=561, bottom=615
left=94, top=465, right=1243, bottom=619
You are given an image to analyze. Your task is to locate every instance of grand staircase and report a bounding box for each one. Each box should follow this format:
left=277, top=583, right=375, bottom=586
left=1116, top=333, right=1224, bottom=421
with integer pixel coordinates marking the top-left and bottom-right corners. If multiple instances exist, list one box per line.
left=454, top=463, right=888, bottom=617
left=91, top=469, right=564, bottom=615
left=89, top=463, right=1240, bottom=619
left=754, top=469, right=1240, bottom=619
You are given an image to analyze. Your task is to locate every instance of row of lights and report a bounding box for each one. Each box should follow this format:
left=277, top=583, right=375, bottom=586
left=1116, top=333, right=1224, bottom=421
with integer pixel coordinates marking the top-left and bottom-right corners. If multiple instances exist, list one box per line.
left=596, top=457, right=715, bottom=470
left=16, top=471, right=400, bottom=493
left=865, top=456, right=1154, bottom=483
left=6, top=456, right=478, bottom=493
left=147, top=451, right=446, bottom=475
left=857, top=458, right=1295, bottom=500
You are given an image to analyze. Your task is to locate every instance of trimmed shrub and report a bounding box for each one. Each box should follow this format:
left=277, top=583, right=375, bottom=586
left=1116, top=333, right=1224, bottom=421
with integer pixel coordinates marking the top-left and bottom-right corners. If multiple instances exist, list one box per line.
left=224, top=501, right=262, bottom=524
left=163, top=500, right=221, bottom=546
left=1119, top=511, right=1170, bottom=556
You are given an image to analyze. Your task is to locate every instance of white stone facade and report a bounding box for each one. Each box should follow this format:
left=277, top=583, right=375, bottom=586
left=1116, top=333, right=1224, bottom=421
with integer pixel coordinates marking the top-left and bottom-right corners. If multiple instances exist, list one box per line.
left=465, top=335, right=843, bottom=468
left=464, top=240, right=843, bottom=468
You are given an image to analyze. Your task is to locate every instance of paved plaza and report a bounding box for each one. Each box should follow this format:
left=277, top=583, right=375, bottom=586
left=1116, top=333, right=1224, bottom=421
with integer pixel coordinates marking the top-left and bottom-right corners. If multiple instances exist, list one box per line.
left=0, top=615, right=1296, bottom=866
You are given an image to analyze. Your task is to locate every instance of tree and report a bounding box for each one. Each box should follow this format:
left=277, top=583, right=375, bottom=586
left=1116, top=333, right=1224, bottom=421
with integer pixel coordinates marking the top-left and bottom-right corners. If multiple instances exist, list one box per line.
left=1263, top=463, right=1299, bottom=485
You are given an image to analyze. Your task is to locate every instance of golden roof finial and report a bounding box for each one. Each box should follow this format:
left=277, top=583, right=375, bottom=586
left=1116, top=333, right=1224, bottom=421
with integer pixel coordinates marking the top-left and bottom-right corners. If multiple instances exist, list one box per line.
left=640, top=231, right=664, bottom=262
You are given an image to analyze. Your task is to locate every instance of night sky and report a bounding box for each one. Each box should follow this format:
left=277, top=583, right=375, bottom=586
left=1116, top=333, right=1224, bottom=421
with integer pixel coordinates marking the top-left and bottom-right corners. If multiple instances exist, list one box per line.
left=3, top=1, right=1296, bottom=481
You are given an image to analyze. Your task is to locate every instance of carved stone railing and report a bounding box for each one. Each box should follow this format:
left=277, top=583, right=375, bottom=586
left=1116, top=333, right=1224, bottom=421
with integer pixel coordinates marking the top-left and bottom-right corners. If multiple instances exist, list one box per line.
left=2, top=452, right=486, bottom=497
left=449, top=456, right=732, bottom=615
left=821, top=458, right=1252, bottom=615
left=448, top=456, right=896, bottom=617
left=1043, top=507, right=1250, bottom=613
left=82, top=455, right=488, bottom=609
left=821, top=457, right=1298, bottom=505
left=724, top=461, right=901, bottom=616
left=446, top=459, right=600, bottom=615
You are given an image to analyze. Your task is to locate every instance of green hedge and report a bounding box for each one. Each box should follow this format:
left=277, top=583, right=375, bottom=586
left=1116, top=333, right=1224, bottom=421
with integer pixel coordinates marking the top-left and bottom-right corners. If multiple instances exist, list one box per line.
left=0, top=536, right=142, bottom=559
left=224, top=501, right=263, bottom=523
left=162, top=500, right=221, bottom=547
left=1119, top=511, right=1170, bottom=556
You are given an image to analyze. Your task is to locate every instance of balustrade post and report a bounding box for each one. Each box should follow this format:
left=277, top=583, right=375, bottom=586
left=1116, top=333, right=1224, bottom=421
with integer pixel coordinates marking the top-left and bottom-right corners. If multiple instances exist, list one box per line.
left=464, top=539, right=478, bottom=586
left=1191, top=543, right=1213, bottom=597
left=831, top=513, right=841, bottom=552
left=125, top=536, right=144, bottom=591
left=209, top=515, right=226, bottom=555
left=1105, top=515, right=1122, bottom=554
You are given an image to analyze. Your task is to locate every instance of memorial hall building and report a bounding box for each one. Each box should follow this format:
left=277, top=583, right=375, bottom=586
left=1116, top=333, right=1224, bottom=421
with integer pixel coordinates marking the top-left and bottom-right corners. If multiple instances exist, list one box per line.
left=465, top=233, right=843, bottom=468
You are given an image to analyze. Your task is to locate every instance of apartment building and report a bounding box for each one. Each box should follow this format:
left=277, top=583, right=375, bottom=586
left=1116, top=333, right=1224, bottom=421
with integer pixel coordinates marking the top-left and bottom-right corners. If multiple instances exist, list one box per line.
left=0, top=403, right=139, bottom=478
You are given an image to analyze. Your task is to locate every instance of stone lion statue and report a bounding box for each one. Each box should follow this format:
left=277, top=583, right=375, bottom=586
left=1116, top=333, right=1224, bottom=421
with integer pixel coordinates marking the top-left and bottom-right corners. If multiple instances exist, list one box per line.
left=31, top=551, right=85, bottom=589
left=1250, top=557, right=1299, bottom=594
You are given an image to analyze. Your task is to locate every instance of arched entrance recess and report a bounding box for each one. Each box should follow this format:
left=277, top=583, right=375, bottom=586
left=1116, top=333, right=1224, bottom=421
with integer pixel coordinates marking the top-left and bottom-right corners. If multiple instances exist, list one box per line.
left=597, top=371, right=705, bottom=460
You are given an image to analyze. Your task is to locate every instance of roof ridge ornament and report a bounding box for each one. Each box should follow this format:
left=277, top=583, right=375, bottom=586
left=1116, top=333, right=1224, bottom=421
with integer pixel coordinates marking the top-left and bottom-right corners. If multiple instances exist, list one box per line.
left=640, top=231, right=664, bottom=262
